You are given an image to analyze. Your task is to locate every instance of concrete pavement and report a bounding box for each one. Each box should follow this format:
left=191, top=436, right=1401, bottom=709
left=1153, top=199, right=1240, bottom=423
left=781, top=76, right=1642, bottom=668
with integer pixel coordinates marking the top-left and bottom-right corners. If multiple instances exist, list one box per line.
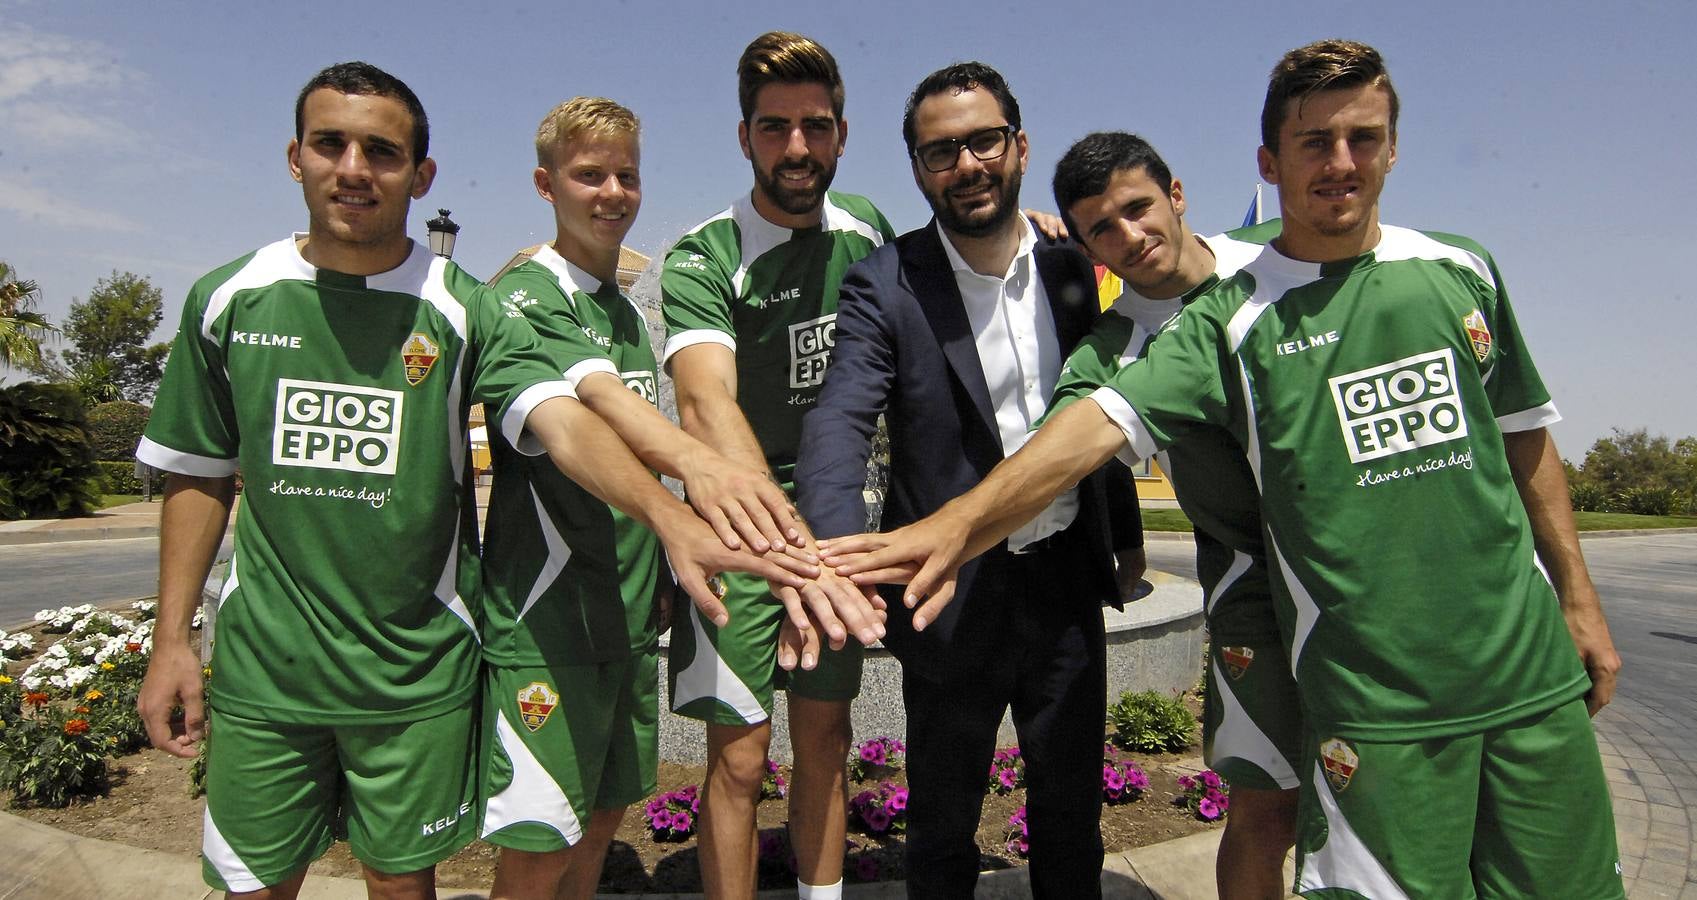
left=0, top=806, right=1235, bottom=899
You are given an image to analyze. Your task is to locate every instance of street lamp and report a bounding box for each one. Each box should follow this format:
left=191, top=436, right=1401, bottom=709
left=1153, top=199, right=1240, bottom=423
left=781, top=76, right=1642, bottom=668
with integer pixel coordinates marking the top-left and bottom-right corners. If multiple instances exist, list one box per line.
left=426, top=209, right=460, bottom=258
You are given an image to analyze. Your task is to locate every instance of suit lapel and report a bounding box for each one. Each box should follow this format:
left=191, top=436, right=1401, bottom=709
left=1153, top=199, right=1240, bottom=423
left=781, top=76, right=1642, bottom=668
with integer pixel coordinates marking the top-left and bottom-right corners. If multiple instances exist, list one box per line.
left=906, top=223, right=998, bottom=441
left=1035, top=241, right=1094, bottom=351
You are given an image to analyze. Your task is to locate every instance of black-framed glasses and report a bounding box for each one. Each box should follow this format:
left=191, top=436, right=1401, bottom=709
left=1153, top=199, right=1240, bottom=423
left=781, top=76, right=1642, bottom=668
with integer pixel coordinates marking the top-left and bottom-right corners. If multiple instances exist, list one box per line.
left=913, top=125, right=1016, bottom=173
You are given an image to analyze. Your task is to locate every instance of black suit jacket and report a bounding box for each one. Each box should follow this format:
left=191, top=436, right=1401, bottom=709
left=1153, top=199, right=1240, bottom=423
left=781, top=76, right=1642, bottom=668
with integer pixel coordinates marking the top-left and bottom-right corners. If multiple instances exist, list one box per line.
left=796, top=222, right=1141, bottom=681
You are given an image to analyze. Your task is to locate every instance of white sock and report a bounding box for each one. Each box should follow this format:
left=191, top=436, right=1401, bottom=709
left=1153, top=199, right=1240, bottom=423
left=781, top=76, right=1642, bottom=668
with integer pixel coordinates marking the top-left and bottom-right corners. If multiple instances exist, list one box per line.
left=797, top=877, right=844, bottom=899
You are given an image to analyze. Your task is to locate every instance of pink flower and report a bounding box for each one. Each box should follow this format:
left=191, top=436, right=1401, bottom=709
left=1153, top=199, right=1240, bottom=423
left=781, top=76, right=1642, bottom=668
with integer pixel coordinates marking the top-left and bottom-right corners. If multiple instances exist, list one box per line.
left=887, top=788, right=908, bottom=812
left=1198, top=798, right=1221, bottom=820
left=866, top=807, right=893, bottom=833
left=1177, top=775, right=1195, bottom=790
left=1200, top=770, right=1222, bottom=789
left=861, top=745, right=882, bottom=762
left=855, top=855, right=881, bottom=881
left=1104, top=767, right=1126, bottom=791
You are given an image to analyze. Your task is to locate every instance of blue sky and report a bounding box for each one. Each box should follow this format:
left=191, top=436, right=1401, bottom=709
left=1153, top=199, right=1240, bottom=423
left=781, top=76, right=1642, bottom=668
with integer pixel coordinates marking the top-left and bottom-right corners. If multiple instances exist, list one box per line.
left=2, top=0, right=1692, bottom=457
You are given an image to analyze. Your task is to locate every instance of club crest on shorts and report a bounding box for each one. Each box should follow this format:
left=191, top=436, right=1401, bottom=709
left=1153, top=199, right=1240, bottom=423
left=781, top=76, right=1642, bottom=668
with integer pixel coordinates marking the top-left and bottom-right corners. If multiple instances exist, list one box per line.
left=1319, top=737, right=1359, bottom=792
left=1462, top=310, right=1493, bottom=363
left=516, top=681, right=559, bottom=732
left=402, top=333, right=440, bottom=386
left=1221, top=646, right=1254, bottom=680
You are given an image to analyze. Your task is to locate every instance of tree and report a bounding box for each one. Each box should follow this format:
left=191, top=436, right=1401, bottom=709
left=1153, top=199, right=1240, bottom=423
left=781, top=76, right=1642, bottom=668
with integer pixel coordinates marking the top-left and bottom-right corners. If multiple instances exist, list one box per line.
left=1569, top=428, right=1697, bottom=516
left=0, top=261, right=56, bottom=371
left=29, top=271, right=171, bottom=403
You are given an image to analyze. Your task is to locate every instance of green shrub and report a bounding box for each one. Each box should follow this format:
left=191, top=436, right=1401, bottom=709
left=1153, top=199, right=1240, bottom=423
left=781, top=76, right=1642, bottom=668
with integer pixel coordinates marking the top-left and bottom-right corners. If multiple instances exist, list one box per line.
left=0, top=701, right=111, bottom=807
left=93, top=460, right=164, bottom=495
left=85, top=401, right=150, bottom=461
left=1568, top=480, right=1608, bottom=512
left=1613, top=485, right=1685, bottom=517
left=0, top=382, right=100, bottom=520
left=1108, top=689, right=1197, bottom=753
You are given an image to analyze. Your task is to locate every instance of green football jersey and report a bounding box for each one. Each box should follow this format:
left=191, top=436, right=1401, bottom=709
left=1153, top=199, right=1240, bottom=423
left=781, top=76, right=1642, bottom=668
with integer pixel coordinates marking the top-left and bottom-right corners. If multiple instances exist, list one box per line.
left=1092, top=225, right=1588, bottom=740
left=1049, top=229, right=1272, bottom=640
left=138, top=236, right=587, bottom=725
left=661, top=191, right=894, bottom=489
left=481, top=245, right=665, bottom=665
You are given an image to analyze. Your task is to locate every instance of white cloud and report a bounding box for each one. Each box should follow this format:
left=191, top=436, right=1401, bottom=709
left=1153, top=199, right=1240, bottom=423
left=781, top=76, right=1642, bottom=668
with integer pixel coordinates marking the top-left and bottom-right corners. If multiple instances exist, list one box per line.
left=0, top=22, right=126, bottom=103
left=0, top=175, right=145, bottom=234
left=0, top=17, right=139, bottom=150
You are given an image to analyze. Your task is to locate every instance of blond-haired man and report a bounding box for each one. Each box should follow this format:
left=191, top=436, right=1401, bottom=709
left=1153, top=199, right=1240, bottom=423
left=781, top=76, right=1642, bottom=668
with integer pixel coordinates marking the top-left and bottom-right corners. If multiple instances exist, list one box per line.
left=479, top=96, right=813, bottom=900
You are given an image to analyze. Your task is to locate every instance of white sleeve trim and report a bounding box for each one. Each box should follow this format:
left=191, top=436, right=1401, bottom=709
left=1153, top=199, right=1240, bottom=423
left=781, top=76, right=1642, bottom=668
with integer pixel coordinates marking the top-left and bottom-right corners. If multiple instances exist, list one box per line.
left=561, top=357, right=619, bottom=393
left=1497, top=401, right=1560, bottom=434
left=135, top=436, right=238, bottom=477
left=505, top=381, right=579, bottom=457
left=1086, top=387, right=1156, bottom=466
left=660, top=329, right=736, bottom=370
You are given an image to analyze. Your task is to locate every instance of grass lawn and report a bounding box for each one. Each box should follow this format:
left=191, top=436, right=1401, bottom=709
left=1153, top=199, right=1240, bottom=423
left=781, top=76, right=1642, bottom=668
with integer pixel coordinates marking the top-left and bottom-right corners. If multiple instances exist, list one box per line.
left=98, top=494, right=143, bottom=510
left=1572, top=511, right=1697, bottom=531
left=1143, top=506, right=1696, bottom=533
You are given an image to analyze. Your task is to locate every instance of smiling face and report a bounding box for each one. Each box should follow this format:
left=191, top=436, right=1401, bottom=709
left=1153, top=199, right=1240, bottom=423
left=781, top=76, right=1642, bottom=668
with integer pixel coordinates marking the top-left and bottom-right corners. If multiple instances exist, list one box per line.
left=536, top=131, right=641, bottom=281
left=909, top=86, right=1026, bottom=239
left=738, top=80, right=845, bottom=229
left=1067, top=165, right=1209, bottom=300
left=288, top=88, right=434, bottom=275
left=1258, top=83, right=1397, bottom=262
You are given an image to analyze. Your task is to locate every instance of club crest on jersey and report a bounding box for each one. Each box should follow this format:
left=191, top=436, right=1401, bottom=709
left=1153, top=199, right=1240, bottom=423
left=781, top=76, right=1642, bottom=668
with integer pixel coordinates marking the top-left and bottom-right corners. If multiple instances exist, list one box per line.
left=1319, top=737, right=1359, bottom=792
left=1329, top=348, right=1470, bottom=463
left=517, top=681, right=559, bottom=732
left=1221, top=646, right=1254, bottom=680
left=1462, top=310, right=1493, bottom=363
left=402, top=333, right=439, bottom=386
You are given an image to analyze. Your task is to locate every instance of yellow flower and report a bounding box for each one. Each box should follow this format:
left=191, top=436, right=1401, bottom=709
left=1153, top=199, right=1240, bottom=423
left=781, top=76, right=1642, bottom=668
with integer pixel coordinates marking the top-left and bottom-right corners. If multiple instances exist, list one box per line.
left=84, top=689, right=104, bottom=701
left=0, top=674, right=12, bottom=684
left=99, top=662, right=116, bottom=671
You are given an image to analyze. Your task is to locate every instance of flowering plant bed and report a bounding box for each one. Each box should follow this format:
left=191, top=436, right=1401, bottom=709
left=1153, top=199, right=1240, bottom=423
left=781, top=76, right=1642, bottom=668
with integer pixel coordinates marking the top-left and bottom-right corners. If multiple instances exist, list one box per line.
left=4, top=605, right=1222, bottom=893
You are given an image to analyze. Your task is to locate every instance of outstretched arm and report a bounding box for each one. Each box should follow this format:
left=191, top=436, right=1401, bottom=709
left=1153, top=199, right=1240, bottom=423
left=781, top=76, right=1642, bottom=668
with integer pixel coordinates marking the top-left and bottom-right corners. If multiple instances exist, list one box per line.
left=137, top=474, right=233, bottom=758
left=823, top=397, right=1131, bottom=628
left=524, top=395, right=805, bottom=626
left=1504, top=426, right=1620, bottom=715
left=576, top=370, right=799, bottom=554
left=671, top=344, right=885, bottom=649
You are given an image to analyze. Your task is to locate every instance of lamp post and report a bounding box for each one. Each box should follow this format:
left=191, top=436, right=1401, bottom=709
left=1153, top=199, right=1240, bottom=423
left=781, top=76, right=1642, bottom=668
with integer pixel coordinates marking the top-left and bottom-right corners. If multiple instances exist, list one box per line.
left=426, top=209, right=460, bottom=258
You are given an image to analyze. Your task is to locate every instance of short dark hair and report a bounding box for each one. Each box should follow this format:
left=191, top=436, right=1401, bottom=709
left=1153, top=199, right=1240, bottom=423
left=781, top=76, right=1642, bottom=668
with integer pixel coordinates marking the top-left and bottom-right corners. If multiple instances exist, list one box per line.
left=901, top=61, right=1021, bottom=156
left=736, top=32, right=845, bottom=124
left=294, top=61, right=430, bottom=164
left=1052, top=132, right=1174, bottom=237
left=1261, top=39, right=1398, bottom=152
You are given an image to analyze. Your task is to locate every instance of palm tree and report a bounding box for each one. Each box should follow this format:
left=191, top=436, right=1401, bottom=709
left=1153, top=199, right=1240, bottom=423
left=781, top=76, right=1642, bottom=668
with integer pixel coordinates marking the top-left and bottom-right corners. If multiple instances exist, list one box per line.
left=0, top=261, right=55, bottom=370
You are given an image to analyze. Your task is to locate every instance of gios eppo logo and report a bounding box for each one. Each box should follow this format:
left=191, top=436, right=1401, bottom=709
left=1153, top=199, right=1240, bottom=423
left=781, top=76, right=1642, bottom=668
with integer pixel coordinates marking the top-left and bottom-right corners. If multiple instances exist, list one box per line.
left=622, top=370, right=658, bottom=406
left=272, top=379, right=404, bottom=474
left=1328, top=348, right=1468, bottom=463
left=787, top=313, right=835, bottom=388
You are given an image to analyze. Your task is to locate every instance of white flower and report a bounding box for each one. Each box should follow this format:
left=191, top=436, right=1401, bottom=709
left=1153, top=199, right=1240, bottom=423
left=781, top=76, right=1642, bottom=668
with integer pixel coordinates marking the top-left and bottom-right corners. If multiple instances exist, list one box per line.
left=34, top=609, right=54, bottom=622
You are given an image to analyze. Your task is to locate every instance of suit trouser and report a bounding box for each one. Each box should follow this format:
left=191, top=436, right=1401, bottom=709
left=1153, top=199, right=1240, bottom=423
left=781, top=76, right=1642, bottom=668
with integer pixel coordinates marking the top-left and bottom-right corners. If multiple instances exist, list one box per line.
left=900, top=549, right=1108, bottom=900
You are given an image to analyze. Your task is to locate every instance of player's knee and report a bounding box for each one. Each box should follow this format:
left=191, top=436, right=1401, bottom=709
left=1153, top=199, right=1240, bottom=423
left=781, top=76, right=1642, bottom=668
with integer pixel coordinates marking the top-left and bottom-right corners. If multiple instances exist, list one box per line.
left=1225, top=787, right=1297, bottom=851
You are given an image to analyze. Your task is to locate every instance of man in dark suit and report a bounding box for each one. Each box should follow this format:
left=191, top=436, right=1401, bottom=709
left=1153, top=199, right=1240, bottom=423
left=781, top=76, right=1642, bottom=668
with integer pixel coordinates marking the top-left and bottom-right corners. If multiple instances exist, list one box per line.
left=794, top=62, right=1143, bottom=900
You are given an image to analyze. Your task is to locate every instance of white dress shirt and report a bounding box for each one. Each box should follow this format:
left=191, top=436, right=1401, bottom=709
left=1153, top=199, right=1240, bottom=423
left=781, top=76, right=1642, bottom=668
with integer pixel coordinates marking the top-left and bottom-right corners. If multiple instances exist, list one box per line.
left=937, top=218, right=1079, bottom=551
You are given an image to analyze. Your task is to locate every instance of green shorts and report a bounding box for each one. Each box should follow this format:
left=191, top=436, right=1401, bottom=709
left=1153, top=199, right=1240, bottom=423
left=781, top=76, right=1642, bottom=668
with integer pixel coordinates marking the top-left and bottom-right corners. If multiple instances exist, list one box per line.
left=200, top=704, right=477, bottom=892
left=1203, top=636, right=1302, bottom=791
left=667, top=570, right=864, bottom=725
left=1295, top=697, right=1622, bottom=899
left=480, top=654, right=660, bottom=852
